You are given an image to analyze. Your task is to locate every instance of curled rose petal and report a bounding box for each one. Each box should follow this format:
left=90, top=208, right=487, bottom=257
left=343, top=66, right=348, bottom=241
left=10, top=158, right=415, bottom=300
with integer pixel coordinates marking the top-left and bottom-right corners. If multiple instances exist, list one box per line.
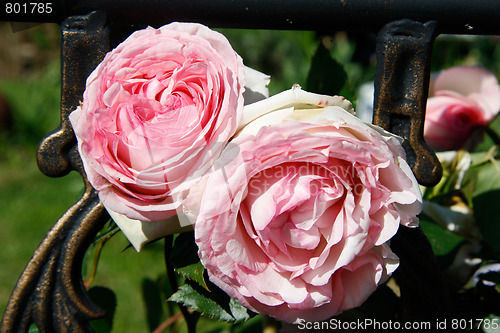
left=243, top=66, right=271, bottom=104
left=191, top=88, right=422, bottom=323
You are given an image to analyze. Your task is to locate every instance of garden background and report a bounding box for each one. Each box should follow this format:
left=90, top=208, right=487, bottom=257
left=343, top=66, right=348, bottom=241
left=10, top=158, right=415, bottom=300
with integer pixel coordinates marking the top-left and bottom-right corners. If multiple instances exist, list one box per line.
left=1, top=22, right=500, bottom=332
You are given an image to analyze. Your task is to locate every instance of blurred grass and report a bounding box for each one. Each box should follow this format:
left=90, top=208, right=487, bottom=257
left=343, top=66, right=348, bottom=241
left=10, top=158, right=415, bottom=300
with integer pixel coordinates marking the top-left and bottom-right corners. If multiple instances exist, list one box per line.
left=0, top=67, right=180, bottom=332
left=0, top=24, right=171, bottom=332
left=0, top=51, right=71, bottom=318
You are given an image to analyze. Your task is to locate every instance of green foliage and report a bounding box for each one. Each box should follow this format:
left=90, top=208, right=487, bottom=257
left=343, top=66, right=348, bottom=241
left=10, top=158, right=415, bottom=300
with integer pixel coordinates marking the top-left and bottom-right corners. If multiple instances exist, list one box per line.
left=88, top=235, right=168, bottom=332
left=142, top=277, right=169, bottom=332
left=421, top=104, right=500, bottom=330
left=456, top=148, right=500, bottom=254
left=5, top=25, right=500, bottom=333
left=432, top=35, right=500, bottom=77
left=170, top=282, right=250, bottom=324
left=217, top=29, right=316, bottom=95
left=417, top=35, right=500, bottom=325
left=474, top=114, right=500, bottom=152
left=0, top=60, right=61, bottom=146
left=28, top=324, right=40, bottom=333
left=168, top=232, right=252, bottom=324
left=473, top=188, right=500, bottom=255
left=306, top=40, right=349, bottom=97
left=419, top=219, right=466, bottom=257
left=170, top=232, right=208, bottom=290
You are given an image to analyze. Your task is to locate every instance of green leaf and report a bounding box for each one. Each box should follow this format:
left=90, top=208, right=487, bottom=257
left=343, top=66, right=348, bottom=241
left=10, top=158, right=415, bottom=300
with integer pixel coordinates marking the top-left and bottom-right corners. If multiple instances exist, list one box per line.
left=475, top=190, right=500, bottom=255
left=466, top=154, right=500, bottom=197
left=169, top=282, right=250, bottom=323
left=228, top=297, right=251, bottom=322
left=474, top=115, right=500, bottom=152
left=419, top=219, right=465, bottom=259
left=463, top=158, right=500, bottom=254
left=169, top=232, right=208, bottom=289
left=489, top=111, right=500, bottom=133
left=306, top=40, right=349, bottom=96
left=175, top=261, right=207, bottom=290
left=88, top=287, right=117, bottom=333
left=92, top=220, right=119, bottom=243
left=28, top=324, right=39, bottom=333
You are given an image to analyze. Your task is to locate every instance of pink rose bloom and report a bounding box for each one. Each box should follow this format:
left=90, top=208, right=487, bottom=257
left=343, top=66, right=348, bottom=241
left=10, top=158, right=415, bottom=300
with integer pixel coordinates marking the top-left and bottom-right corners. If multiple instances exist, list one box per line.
left=424, top=66, right=500, bottom=150
left=193, top=88, right=422, bottom=323
left=69, top=23, right=245, bottom=231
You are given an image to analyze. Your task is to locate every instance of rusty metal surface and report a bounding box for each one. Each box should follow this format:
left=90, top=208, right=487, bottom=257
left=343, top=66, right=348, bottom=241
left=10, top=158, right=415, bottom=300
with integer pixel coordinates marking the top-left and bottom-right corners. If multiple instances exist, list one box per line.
left=37, top=11, right=109, bottom=177
left=0, top=183, right=109, bottom=333
left=0, top=11, right=111, bottom=333
left=373, top=19, right=442, bottom=187
left=372, top=19, right=451, bottom=320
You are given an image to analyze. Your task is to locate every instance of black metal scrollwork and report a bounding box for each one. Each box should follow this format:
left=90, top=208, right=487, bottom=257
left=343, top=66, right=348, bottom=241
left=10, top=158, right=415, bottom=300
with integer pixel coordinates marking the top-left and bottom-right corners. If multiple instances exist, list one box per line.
left=373, top=19, right=442, bottom=187
left=373, top=19, right=451, bottom=320
left=0, top=11, right=111, bottom=333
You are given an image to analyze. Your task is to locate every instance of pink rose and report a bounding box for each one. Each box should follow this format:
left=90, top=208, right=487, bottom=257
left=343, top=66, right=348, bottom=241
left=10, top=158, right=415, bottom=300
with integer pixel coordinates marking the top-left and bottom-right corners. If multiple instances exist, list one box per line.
left=69, top=23, right=246, bottom=238
left=193, top=88, right=422, bottom=323
left=424, top=66, right=500, bottom=150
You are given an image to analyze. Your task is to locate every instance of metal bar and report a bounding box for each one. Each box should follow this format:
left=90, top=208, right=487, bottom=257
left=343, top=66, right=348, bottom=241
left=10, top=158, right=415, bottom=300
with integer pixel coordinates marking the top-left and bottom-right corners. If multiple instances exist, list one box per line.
left=0, top=11, right=112, bottom=333
left=2, top=0, right=500, bottom=35
left=0, top=185, right=109, bottom=333
left=37, top=10, right=110, bottom=177
left=373, top=19, right=442, bottom=187
left=373, top=19, right=451, bottom=319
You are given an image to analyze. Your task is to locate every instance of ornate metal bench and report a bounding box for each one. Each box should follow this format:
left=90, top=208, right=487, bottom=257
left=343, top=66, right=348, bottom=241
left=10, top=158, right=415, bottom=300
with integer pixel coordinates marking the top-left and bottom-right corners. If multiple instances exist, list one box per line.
left=1, top=0, right=500, bottom=331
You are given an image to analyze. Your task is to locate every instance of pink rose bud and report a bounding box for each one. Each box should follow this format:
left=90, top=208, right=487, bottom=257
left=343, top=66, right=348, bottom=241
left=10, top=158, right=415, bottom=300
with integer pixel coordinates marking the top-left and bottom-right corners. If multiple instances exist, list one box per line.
left=424, top=66, right=500, bottom=150
left=69, top=22, right=246, bottom=238
left=193, top=88, right=423, bottom=323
